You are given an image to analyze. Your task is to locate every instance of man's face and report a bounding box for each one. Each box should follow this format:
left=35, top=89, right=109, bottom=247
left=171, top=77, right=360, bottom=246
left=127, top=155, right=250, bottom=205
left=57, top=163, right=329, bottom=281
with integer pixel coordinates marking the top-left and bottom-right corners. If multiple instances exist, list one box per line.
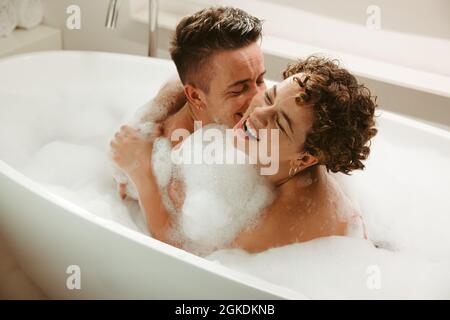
left=201, top=42, right=266, bottom=128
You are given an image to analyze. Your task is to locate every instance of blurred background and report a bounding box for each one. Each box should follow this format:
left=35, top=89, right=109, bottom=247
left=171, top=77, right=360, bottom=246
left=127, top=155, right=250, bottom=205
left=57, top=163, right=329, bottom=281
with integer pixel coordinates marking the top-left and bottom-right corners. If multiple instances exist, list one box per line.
left=0, top=0, right=449, bottom=299
left=1, top=0, right=448, bottom=124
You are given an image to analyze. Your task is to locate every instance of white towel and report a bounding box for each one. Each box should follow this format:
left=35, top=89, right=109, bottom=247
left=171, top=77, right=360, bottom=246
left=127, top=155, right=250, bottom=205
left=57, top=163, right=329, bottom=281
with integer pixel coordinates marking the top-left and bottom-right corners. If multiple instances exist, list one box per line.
left=12, top=0, right=43, bottom=29
left=0, top=0, right=17, bottom=38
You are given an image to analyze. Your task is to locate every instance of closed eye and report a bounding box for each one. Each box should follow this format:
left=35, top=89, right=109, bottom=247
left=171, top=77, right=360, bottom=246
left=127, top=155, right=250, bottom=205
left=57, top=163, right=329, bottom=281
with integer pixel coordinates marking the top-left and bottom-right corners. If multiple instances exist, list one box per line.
left=265, top=91, right=273, bottom=105
left=280, top=110, right=293, bottom=136
left=275, top=115, right=286, bottom=135
left=231, top=84, right=248, bottom=96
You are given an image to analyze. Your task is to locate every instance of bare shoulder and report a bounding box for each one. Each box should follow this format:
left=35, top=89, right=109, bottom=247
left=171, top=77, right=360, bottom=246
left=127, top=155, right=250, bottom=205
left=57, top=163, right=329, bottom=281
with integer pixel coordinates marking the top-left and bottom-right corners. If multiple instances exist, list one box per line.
left=229, top=190, right=289, bottom=253
left=229, top=171, right=354, bottom=253
left=229, top=210, right=278, bottom=253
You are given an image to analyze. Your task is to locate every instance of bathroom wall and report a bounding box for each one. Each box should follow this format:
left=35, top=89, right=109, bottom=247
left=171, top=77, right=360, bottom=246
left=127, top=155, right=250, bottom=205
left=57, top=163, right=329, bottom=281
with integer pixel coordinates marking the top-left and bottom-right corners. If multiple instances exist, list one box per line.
left=41, top=0, right=450, bottom=74
left=272, top=0, right=449, bottom=39
left=39, top=0, right=450, bottom=128
left=41, top=0, right=172, bottom=58
left=42, top=0, right=145, bottom=54
left=221, top=0, right=450, bottom=76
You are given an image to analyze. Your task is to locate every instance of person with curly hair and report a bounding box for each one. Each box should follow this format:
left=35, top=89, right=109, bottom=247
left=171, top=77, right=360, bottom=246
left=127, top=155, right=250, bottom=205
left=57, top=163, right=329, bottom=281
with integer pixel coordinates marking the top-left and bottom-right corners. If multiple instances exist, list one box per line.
left=227, top=56, right=378, bottom=252
left=112, top=54, right=377, bottom=253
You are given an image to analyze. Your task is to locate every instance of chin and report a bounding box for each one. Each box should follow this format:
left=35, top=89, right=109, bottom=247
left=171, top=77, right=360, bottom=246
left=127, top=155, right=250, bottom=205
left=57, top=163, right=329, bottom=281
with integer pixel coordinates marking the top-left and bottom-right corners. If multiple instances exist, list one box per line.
left=231, top=114, right=244, bottom=127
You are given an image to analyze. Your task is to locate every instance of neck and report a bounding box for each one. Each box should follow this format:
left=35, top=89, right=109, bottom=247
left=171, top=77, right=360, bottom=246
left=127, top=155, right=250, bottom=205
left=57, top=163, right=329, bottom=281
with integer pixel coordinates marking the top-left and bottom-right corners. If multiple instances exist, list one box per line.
left=178, top=102, right=213, bottom=132
left=266, top=164, right=320, bottom=189
left=166, top=102, right=211, bottom=134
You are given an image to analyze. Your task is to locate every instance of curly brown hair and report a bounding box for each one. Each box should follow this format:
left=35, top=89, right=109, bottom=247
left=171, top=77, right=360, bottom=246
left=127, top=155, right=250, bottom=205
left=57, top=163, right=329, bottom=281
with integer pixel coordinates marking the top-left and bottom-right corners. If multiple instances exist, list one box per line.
left=283, top=56, right=378, bottom=174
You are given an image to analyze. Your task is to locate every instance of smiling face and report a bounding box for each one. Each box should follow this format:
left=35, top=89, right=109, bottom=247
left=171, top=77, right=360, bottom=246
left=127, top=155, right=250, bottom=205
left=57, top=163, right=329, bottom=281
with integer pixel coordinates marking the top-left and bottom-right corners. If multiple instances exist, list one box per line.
left=232, top=55, right=378, bottom=178
left=233, top=73, right=316, bottom=172
left=170, top=7, right=265, bottom=129
left=200, top=42, right=266, bottom=128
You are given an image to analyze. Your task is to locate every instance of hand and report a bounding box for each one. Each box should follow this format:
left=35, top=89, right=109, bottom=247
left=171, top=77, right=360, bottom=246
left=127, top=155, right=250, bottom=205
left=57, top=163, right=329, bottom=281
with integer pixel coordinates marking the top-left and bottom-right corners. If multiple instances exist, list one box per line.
left=110, top=125, right=161, bottom=181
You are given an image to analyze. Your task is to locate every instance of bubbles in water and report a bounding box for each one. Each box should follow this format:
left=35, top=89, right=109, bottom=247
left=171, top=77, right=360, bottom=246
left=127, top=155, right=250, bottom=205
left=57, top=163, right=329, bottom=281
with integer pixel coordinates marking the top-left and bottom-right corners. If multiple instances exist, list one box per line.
left=152, top=124, right=275, bottom=255
left=207, top=236, right=450, bottom=299
left=152, top=137, right=173, bottom=189
left=2, top=63, right=449, bottom=298
left=206, top=124, right=450, bottom=298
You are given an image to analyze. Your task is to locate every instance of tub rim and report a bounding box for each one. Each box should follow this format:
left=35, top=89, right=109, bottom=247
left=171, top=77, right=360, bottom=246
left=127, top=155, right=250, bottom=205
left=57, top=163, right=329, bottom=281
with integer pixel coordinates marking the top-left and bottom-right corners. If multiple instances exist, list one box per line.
left=0, top=50, right=309, bottom=299
left=0, top=160, right=307, bottom=300
left=1, top=50, right=448, bottom=300
left=0, top=50, right=448, bottom=137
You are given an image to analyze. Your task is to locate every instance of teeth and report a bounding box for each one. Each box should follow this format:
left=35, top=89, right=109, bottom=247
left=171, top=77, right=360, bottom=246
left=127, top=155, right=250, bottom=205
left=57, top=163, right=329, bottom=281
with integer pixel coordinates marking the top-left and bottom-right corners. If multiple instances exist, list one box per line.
left=245, top=120, right=258, bottom=140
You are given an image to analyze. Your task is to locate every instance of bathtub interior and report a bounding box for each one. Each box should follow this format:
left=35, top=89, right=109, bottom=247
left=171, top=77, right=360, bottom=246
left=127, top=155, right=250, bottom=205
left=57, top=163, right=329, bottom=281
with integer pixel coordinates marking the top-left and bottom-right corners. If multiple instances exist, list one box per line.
left=0, top=52, right=449, bottom=299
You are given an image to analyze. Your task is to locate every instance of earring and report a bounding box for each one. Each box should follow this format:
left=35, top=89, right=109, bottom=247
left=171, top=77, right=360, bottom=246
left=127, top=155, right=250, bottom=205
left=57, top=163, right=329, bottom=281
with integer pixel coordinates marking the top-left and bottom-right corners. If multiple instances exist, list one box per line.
left=289, top=165, right=300, bottom=177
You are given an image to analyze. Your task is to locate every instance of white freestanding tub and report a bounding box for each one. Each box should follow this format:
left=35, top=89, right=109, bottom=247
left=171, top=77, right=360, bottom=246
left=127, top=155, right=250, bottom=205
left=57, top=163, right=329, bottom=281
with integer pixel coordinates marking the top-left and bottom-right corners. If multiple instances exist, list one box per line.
left=0, top=51, right=449, bottom=299
left=0, top=51, right=305, bottom=299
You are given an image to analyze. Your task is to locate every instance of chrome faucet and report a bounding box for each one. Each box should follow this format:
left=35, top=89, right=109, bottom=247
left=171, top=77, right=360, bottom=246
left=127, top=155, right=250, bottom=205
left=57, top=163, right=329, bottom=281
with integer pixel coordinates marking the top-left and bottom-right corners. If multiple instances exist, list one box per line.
left=105, top=0, right=159, bottom=57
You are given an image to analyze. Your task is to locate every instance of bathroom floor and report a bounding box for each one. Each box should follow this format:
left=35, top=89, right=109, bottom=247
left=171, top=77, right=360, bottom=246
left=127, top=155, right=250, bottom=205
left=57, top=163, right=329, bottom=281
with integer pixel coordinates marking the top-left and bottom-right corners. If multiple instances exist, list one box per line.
left=0, top=234, right=46, bottom=300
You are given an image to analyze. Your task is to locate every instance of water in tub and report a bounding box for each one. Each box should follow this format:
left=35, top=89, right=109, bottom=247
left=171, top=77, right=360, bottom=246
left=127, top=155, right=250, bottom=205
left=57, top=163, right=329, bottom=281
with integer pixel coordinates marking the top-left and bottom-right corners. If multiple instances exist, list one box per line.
left=1, top=92, right=449, bottom=299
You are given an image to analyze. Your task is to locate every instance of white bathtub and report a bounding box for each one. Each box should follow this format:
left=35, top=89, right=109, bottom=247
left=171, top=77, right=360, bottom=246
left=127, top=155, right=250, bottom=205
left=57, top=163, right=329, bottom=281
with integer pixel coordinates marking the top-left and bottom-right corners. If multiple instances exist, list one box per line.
left=0, top=51, right=305, bottom=299
left=0, top=51, right=449, bottom=299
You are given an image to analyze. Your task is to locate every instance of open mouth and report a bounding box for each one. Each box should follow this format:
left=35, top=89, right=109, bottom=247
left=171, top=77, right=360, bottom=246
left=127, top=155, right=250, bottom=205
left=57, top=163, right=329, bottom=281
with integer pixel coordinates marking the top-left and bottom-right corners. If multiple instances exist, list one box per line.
left=243, top=119, right=259, bottom=141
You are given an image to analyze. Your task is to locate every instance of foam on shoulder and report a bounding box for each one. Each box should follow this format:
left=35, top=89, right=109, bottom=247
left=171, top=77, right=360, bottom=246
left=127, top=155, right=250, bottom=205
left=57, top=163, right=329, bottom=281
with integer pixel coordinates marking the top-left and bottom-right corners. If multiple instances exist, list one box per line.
left=169, top=124, right=275, bottom=253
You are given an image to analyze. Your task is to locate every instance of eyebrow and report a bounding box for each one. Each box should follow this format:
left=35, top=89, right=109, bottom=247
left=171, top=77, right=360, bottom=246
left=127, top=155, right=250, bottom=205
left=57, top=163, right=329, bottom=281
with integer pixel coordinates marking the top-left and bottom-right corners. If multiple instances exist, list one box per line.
left=266, top=85, right=277, bottom=103
left=270, top=85, right=293, bottom=137
left=226, top=70, right=267, bottom=89
left=280, top=110, right=293, bottom=135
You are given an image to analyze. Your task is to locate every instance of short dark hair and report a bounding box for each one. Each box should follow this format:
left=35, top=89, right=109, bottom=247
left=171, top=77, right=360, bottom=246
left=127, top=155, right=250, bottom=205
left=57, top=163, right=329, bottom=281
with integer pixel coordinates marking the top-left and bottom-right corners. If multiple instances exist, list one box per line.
left=170, top=7, right=263, bottom=92
left=283, top=56, right=378, bottom=174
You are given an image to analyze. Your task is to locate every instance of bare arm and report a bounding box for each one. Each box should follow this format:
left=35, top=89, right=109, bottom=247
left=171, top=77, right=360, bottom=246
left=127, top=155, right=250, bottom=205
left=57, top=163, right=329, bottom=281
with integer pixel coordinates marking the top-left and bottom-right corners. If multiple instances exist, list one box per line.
left=117, top=78, right=186, bottom=200
left=111, top=125, right=180, bottom=247
left=139, top=77, right=186, bottom=123
left=132, top=167, right=180, bottom=246
left=153, top=77, right=186, bottom=115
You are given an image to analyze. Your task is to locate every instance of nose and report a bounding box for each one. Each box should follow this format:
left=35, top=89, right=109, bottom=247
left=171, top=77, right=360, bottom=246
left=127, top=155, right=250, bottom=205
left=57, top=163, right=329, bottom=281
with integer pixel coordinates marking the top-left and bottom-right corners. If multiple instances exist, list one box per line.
left=242, top=82, right=263, bottom=110
left=259, top=81, right=267, bottom=93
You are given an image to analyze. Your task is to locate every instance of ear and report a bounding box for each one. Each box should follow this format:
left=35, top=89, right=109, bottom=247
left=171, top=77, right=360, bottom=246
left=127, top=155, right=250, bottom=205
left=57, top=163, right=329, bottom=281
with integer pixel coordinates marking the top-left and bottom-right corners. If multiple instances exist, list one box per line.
left=184, top=84, right=207, bottom=111
left=291, top=152, right=318, bottom=171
